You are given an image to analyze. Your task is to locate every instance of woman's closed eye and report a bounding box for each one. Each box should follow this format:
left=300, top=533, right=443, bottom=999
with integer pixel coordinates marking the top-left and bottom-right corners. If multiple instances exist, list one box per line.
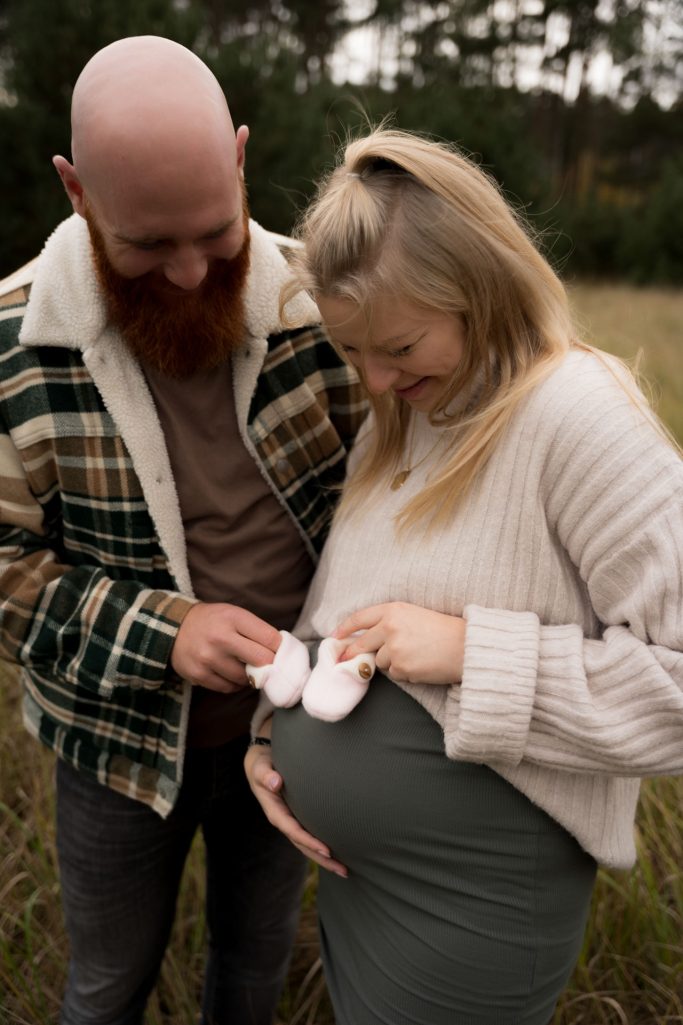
left=388, top=331, right=425, bottom=358
left=388, top=343, right=415, bottom=359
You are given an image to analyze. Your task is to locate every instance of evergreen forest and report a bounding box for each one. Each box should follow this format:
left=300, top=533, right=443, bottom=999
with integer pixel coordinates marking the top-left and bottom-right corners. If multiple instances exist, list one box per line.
left=0, top=0, right=681, bottom=283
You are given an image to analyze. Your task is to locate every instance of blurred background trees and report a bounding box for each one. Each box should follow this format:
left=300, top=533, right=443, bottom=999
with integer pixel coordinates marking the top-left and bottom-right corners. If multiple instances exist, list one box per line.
left=0, top=0, right=681, bottom=282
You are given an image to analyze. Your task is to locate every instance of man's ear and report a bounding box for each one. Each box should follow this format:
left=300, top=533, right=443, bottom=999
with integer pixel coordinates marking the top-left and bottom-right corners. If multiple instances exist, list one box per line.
left=53, top=155, right=87, bottom=217
left=236, top=125, right=249, bottom=177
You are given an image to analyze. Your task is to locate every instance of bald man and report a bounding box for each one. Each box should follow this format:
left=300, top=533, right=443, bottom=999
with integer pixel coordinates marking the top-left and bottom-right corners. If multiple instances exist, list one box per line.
left=0, top=36, right=365, bottom=1025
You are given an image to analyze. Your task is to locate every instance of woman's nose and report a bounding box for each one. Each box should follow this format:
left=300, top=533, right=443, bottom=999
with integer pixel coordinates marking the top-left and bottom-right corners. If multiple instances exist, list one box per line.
left=363, top=360, right=400, bottom=395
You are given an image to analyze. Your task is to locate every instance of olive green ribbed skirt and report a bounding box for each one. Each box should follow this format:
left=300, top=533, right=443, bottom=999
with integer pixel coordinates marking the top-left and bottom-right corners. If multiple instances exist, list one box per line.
left=272, top=673, right=596, bottom=1025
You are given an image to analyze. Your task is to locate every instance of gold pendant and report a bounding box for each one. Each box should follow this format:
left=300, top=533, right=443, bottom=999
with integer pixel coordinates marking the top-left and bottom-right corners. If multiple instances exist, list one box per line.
left=390, top=469, right=411, bottom=491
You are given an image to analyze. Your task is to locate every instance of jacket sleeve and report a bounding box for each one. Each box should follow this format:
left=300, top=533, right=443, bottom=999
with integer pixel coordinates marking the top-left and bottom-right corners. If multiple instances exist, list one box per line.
left=0, top=424, right=195, bottom=699
left=312, top=333, right=369, bottom=459
left=444, top=363, right=683, bottom=778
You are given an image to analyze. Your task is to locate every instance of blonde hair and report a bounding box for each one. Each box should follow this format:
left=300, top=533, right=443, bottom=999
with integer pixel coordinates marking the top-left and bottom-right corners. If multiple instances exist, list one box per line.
left=282, top=129, right=633, bottom=528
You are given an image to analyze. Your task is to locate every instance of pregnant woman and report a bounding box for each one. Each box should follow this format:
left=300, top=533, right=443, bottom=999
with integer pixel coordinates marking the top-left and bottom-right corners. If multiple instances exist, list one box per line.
left=245, top=128, right=683, bottom=1024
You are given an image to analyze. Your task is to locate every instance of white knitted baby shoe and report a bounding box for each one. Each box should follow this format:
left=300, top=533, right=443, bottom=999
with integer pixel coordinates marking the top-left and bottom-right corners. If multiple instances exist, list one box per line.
left=301, top=637, right=376, bottom=722
left=246, top=630, right=311, bottom=707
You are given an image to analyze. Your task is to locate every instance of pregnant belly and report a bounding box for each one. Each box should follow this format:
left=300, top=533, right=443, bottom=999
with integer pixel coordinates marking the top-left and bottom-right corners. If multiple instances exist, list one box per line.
left=271, top=675, right=440, bottom=860
left=271, top=676, right=596, bottom=1025
left=271, top=674, right=556, bottom=877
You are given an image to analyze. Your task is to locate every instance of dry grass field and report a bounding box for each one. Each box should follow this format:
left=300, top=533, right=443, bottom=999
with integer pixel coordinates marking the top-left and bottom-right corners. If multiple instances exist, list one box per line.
left=1, top=283, right=681, bottom=1024
left=569, top=283, right=683, bottom=445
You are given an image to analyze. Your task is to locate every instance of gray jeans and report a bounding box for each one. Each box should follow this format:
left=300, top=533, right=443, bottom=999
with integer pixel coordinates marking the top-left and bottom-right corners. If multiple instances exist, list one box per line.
left=56, top=734, right=306, bottom=1025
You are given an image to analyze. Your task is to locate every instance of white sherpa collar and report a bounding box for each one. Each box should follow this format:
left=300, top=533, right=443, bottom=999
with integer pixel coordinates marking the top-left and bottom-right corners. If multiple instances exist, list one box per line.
left=19, top=213, right=319, bottom=351
left=17, top=214, right=320, bottom=596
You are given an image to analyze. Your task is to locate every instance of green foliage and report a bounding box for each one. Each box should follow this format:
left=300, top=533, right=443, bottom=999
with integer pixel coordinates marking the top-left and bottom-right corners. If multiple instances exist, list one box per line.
left=386, top=80, right=551, bottom=207
left=205, top=42, right=347, bottom=234
left=0, top=0, right=681, bottom=282
left=0, top=0, right=202, bottom=273
left=618, top=156, right=683, bottom=284
left=546, top=153, right=683, bottom=286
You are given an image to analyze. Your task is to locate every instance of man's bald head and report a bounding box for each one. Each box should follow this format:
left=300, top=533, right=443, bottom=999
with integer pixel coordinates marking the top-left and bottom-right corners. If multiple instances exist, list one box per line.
left=54, top=36, right=249, bottom=291
left=70, top=36, right=237, bottom=201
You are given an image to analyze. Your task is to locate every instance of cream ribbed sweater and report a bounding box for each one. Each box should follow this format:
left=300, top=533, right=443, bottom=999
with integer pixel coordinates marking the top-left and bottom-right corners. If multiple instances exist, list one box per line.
left=293, top=350, right=683, bottom=868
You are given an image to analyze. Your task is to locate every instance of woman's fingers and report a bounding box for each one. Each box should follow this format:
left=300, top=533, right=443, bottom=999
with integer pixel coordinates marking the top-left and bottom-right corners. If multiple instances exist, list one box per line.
left=334, top=604, right=386, bottom=639
left=338, top=626, right=384, bottom=661
left=265, top=790, right=348, bottom=876
left=246, top=748, right=348, bottom=876
left=335, top=603, right=466, bottom=684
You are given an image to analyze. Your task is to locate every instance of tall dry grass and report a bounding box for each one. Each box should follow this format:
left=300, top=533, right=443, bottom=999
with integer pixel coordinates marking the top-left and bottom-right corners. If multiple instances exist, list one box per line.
left=569, top=283, right=683, bottom=445
left=1, top=283, right=682, bottom=1023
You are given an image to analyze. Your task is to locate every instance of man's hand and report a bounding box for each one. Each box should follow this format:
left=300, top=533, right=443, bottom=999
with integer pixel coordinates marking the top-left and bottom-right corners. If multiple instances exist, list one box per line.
left=245, top=729, right=348, bottom=878
left=171, top=602, right=281, bottom=692
left=335, top=602, right=466, bottom=685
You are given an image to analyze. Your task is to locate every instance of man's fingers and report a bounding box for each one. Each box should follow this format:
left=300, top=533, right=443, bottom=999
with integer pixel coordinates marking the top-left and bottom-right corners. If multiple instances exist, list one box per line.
left=191, top=665, right=246, bottom=692
left=231, top=606, right=282, bottom=652
left=232, top=637, right=280, bottom=669
left=172, top=603, right=281, bottom=683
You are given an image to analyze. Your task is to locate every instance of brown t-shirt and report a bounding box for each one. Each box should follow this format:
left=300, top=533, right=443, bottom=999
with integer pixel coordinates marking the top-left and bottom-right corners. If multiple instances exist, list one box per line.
left=144, top=361, right=314, bottom=746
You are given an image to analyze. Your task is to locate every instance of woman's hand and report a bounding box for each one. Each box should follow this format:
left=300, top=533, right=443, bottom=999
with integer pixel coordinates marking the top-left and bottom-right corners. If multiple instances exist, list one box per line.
left=335, top=602, right=466, bottom=685
left=244, top=728, right=348, bottom=878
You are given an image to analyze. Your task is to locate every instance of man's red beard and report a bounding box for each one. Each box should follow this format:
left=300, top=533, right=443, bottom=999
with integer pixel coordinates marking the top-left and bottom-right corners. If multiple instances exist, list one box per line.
left=86, top=207, right=251, bottom=379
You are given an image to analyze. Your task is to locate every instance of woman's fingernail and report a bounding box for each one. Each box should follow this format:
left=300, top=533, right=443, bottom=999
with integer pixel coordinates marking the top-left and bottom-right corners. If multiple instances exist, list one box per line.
left=267, top=775, right=280, bottom=790
left=317, top=849, right=331, bottom=858
left=334, top=869, right=348, bottom=878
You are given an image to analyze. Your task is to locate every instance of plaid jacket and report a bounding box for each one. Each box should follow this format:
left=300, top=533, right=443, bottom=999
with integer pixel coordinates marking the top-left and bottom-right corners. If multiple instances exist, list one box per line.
left=0, top=215, right=366, bottom=815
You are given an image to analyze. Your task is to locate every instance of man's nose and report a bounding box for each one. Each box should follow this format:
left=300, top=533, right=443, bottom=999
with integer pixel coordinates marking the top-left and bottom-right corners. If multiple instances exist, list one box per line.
left=363, top=360, right=400, bottom=395
left=163, top=249, right=208, bottom=291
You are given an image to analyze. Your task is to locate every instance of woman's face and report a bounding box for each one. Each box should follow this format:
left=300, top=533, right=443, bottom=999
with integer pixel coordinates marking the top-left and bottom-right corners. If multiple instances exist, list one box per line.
left=317, top=294, right=466, bottom=411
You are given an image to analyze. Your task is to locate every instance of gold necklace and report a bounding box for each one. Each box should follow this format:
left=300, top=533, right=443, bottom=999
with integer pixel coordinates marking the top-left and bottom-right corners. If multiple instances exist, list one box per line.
left=390, top=420, right=449, bottom=491
left=390, top=468, right=413, bottom=491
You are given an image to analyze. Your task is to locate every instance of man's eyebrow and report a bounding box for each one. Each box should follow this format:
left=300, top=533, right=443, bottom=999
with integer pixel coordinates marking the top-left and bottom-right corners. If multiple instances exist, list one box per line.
left=114, top=231, right=167, bottom=245
left=201, top=215, right=240, bottom=237
left=115, top=215, right=240, bottom=245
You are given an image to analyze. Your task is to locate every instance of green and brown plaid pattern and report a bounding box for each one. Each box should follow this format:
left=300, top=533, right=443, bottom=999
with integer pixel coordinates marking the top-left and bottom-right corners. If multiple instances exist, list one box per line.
left=0, top=294, right=366, bottom=814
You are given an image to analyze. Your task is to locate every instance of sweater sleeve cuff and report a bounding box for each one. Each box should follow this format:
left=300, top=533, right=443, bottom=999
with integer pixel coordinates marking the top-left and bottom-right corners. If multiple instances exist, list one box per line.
left=444, top=604, right=540, bottom=765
